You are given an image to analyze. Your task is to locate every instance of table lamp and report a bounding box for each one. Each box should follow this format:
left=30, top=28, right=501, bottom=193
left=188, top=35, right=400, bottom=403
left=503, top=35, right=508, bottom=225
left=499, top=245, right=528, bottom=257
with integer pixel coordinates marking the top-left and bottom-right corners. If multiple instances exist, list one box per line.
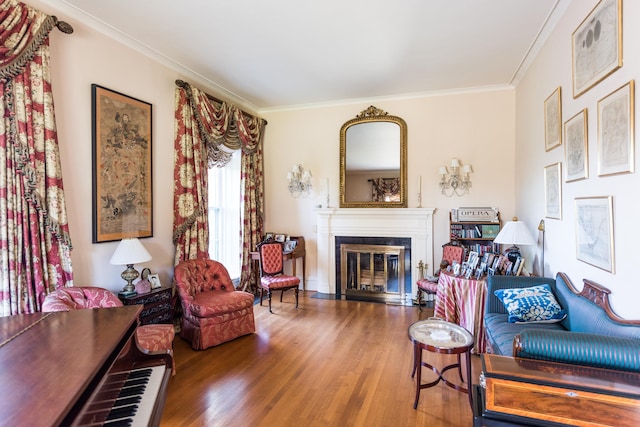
left=110, top=238, right=152, bottom=293
left=493, top=217, right=535, bottom=262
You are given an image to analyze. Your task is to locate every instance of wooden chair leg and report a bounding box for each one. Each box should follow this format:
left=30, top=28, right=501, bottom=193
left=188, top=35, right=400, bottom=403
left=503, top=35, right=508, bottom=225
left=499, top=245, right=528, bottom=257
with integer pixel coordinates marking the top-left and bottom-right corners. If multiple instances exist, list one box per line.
left=417, top=288, right=423, bottom=312
left=294, top=288, right=299, bottom=308
left=259, top=287, right=264, bottom=306
left=268, top=290, right=273, bottom=314
left=280, top=289, right=284, bottom=302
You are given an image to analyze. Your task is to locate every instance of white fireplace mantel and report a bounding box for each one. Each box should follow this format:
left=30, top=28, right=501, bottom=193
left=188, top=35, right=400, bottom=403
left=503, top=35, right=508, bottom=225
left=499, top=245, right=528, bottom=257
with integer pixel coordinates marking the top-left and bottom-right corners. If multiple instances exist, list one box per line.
left=315, top=208, right=435, bottom=300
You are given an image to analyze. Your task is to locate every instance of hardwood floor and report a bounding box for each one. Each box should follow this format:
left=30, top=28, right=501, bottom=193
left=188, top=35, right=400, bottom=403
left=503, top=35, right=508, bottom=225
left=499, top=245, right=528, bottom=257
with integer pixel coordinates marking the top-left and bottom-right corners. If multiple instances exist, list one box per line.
left=160, top=292, right=481, bottom=427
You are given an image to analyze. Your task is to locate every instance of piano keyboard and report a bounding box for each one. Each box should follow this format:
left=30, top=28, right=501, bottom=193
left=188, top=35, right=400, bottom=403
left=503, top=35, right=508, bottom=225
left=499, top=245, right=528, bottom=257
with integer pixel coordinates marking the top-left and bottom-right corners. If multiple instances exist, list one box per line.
left=75, top=366, right=167, bottom=426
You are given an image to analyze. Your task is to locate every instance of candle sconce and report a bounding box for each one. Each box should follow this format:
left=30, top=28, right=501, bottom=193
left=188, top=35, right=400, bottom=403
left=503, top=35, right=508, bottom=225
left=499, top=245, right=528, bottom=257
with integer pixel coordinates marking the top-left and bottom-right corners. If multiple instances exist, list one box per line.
left=439, top=158, right=472, bottom=197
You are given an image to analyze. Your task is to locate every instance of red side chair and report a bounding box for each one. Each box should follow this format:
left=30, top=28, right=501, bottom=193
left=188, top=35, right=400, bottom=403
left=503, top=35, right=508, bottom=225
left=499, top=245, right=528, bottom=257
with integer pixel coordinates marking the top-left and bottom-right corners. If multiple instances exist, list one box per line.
left=416, top=242, right=465, bottom=311
left=257, top=240, right=300, bottom=313
left=174, top=259, right=255, bottom=350
left=42, top=286, right=176, bottom=373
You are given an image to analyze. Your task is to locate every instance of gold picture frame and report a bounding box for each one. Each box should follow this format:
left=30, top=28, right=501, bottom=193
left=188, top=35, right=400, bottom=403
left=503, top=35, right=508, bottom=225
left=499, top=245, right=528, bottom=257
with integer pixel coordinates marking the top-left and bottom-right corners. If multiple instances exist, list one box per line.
left=571, top=0, right=622, bottom=98
left=544, top=87, right=562, bottom=151
left=544, top=162, right=562, bottom=220
left=575, top=196, right=614, bottom=273
left=564, top=108, right=589, bottom=182
left=597, top=80, right=635, bottom=176
left=92, top=84, right=153, bottom=243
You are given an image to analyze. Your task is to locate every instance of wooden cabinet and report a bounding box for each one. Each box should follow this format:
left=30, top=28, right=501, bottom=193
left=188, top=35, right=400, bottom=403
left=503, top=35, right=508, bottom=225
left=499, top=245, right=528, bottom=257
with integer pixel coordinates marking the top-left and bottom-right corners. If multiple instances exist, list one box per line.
left=449, top=211, right=501, bottom=256
left=118, top=285, right=173, bottom=325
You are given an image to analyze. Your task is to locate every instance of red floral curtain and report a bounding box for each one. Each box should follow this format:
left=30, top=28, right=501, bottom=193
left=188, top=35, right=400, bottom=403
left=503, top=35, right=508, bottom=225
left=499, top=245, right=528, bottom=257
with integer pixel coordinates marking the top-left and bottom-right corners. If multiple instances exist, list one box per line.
left=0, top=0, right=74, bottom=315
left=173, top=81, right=265, bottom=292
left=371, top=178, right=400, bottom=202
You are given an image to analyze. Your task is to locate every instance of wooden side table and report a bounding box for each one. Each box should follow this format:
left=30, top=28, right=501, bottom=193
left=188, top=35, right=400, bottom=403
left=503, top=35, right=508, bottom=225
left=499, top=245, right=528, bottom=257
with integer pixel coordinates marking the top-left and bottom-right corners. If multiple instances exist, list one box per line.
left=118, top=285, right=173, bottom=325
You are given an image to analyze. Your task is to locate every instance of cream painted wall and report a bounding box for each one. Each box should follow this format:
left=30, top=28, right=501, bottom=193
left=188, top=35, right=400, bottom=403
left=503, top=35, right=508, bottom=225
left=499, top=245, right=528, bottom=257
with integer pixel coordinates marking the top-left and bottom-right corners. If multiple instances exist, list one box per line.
left=262, top=91, right=516, bottom=290
left=516, top=0, right=640, bottom=318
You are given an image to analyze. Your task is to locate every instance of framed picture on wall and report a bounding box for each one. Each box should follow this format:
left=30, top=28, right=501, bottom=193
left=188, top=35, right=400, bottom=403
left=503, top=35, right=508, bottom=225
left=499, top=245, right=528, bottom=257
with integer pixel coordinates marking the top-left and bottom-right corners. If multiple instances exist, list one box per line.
left=544, top=87, right=562, bottom=151
left=544, top=162, right=562, bottom=219
left=91, top=84, right=153, bottom=243
left=597, top=80, right=635, bottom=176
left=571, top=0, right=622, bottom=98
left=575, top=196, right=614, bottom=273
left=564, top=108, right=589, bottom=182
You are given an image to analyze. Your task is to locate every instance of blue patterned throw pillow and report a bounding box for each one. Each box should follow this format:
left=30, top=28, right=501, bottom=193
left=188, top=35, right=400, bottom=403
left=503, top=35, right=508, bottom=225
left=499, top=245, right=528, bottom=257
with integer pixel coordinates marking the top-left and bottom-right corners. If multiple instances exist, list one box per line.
left=494, top=284, right=567, bottom=323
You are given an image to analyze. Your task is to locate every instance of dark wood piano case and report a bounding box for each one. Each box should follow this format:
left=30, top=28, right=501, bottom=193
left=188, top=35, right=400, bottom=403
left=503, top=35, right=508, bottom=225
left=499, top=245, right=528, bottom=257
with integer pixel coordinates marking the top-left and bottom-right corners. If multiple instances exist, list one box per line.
left=477, top=354, right=640, bottom=427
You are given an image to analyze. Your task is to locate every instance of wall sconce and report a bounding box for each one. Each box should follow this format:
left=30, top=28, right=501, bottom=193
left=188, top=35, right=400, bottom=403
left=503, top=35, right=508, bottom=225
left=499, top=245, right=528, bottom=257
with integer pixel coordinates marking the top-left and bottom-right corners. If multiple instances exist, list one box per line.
left=287, top=164, right=312, bottom=198
left=439, top=158, right=472, bottom=197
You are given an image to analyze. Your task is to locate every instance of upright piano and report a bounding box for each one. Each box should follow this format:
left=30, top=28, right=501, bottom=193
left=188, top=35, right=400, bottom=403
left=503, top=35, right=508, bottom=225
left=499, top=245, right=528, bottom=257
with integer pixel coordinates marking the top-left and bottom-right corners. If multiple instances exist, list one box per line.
left=0, top=306, right=172, bottom=426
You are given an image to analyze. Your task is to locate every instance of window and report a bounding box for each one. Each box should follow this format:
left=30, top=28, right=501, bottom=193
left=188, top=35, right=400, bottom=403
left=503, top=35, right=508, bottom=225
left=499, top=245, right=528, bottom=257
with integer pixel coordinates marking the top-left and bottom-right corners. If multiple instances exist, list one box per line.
left=208, top=153, right=242, bottom=280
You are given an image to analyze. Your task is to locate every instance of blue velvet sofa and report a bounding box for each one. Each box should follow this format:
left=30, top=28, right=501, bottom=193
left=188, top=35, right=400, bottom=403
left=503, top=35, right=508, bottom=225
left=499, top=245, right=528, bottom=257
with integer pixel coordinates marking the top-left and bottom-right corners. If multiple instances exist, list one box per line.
left=484, top=272, right=640, bottom=372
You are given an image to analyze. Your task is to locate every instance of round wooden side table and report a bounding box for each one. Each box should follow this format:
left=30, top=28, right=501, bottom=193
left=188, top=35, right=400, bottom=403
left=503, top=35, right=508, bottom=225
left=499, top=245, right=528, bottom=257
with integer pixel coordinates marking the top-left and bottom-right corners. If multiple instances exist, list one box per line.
left=408, top=317, right=474, bottom=409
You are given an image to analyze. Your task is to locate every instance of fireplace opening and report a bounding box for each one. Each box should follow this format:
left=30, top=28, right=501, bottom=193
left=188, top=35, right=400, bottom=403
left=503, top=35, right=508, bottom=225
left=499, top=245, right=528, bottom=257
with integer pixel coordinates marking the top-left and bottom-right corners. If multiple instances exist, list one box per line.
left=335, top=236, right=411, bottom=305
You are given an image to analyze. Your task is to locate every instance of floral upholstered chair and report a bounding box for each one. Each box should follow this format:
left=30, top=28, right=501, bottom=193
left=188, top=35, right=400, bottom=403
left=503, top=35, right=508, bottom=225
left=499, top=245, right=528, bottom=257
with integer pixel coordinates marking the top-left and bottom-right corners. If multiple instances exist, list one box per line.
left=257, top=240, right=300, bottom=313
left=416, top=242, right=465, bottom=311
left=42, top=286, right=176, bottom=373
left=174, top=259, right=255, bottom=350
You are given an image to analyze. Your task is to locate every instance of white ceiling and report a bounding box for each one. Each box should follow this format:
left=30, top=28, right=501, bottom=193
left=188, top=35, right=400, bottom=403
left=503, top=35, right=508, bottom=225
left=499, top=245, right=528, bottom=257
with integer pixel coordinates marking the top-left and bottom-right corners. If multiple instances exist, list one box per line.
left=55, top=0, right=569, bottom=112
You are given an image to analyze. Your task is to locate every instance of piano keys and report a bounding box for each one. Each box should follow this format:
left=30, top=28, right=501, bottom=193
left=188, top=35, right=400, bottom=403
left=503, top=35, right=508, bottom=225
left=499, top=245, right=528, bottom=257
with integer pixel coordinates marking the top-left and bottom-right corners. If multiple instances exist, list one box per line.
left=0, top=306, right=172, bottom=427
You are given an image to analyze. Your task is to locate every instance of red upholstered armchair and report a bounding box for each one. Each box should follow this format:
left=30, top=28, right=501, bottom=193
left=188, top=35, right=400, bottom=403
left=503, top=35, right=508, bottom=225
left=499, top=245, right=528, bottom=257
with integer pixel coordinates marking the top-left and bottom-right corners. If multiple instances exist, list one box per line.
left=174, top=259, right=255, bottom=350
left=42, top=287, right=176, bottom=373
left=416, top=242, right=465, bottom=311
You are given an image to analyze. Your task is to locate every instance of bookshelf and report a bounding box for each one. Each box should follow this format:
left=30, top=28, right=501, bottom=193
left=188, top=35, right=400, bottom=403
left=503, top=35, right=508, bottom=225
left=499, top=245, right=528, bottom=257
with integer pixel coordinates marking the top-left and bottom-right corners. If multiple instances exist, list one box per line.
left=449, top=211, right=501, bottom=256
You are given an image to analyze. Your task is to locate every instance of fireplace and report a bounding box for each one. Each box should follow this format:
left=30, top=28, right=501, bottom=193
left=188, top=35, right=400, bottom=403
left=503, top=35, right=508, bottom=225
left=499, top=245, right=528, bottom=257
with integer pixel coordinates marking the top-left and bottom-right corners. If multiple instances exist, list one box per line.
left=336, top=237, right=411, bottom=304
left=316, top=208, right=435, bottom=305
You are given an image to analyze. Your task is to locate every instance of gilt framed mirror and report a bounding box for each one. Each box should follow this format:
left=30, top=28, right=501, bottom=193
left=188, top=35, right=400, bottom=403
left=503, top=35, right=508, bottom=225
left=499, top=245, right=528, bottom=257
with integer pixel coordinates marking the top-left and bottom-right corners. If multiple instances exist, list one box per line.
left=340, top=106, right=407, bottom=208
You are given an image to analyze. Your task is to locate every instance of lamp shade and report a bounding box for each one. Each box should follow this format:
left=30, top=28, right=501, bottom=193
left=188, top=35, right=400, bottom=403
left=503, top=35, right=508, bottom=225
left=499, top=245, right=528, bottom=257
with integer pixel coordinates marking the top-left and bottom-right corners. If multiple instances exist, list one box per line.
left=110, top=238, right=152, bottom=265
left=493, top=220, right=536, bottom=246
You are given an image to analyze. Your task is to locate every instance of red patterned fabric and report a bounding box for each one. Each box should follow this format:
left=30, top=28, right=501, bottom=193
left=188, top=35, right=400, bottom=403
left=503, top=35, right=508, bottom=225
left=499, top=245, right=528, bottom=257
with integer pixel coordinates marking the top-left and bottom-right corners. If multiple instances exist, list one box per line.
left=41, top=286, right=176, bottom=372
left=0, top=0, right=74, bottom=315
left=174, top=259, right=255, bottom=350
left=172, top=81, right=266, bottom=284
left=42, top=287, right=121, bottom=311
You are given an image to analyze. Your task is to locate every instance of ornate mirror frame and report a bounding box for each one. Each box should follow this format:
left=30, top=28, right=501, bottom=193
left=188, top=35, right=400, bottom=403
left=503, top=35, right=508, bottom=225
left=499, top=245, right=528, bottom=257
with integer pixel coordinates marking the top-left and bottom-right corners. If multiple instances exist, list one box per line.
left=339, top=106, right=407, bottom=208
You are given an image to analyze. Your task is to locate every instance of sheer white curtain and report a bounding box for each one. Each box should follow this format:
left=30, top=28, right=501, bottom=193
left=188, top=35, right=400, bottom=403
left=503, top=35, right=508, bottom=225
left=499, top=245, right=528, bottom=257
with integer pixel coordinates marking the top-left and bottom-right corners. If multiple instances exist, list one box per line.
left=208, top=153, right=241, bottom=280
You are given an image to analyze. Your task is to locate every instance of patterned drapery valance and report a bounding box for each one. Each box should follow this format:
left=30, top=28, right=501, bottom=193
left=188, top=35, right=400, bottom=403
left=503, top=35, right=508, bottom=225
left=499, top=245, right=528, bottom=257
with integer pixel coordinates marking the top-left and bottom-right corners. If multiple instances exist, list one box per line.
left=0, top=0, right=73, bottom=80
left=175, top=80, right=265, bottom=167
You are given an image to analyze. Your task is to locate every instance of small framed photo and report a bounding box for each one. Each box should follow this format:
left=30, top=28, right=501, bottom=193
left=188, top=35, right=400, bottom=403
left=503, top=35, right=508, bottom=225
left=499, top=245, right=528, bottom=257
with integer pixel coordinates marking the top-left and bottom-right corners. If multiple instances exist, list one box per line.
left=148, top=273, right=162, bottom=289
left=264, top=232, right=274, bottom=241
left=274, top=234, right=286, bottom=243
left=474, top=268, right=483, bottom=280
left=544, top=87, right=562, bottom=151
left=597, top=80, right=635, bottom=176
left=487, top=267, right=495, bottom=276
left=464, top=267, right=473, bottom=279
left=564, top=109, right=588, bottom=182
left=544, top=162, right=563, bottom=219
left=453, top=263, right=461, bottom=276
left=467, top=251, right=479, bottom=269
left=283, top=240, right=298, bottom=253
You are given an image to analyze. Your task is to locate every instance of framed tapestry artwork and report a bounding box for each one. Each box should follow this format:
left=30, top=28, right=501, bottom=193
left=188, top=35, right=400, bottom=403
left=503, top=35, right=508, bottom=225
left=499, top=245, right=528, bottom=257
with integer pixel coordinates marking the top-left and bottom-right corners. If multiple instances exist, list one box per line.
left=544, top=87, right=562, bottom=151
left=597, top=80, right=635, bottom=176
left=575, top=196, right=614, bottom=273
left=544, top=162, right=562, bottom=220
left=564, top=108, right=589, bottom=182
left=92, top=84, right=153, bottom=243
left=571, top=0, right=622, bottom=98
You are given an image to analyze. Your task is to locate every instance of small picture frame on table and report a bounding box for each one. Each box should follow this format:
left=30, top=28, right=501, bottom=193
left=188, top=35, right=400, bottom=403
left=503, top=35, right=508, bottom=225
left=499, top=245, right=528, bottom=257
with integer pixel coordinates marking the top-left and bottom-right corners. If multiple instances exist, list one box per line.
left=274, top=234, right=286, bottom=243
left=148, top=274, right=162, bottom=289
left=283, top=240, right=298, bottom=253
